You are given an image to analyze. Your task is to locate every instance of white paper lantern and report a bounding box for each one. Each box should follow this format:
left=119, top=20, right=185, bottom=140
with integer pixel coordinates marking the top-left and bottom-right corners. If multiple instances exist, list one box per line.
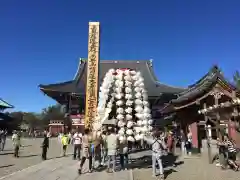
left=126, top=100, right=133, bottom=106
left=115, top=93, right=122, bottom=99
left=143, top=108, right=150, bottom=113
left=118, top=120, right=125, bottom=127
left=148, top=119, right=153, bottom=125
left=139, top=83, right=144, bottom=88
left=143, top=101, right=149, bottom=106
left=132, top=75, right=138, bottom=81
left=135, top=99, right=142, bottom=105
left=126, top=129, right=133, bottom=135
left=137, top=120, right=142, bottom=126
left=117, top=108, right=124, bottom=114
left=116, top=114, right=124, bottom=120
left=134, top=127, right=141, bottom=133
left=134, top=81, right=141, bottom=87
left=127, top=121, right=134, bottom=128
left=124, top=75, right=131, bottom=80
left=126, top=114, right=132, bottom=121
left=135, top=92, right=142, bottom=99
left=148, top=126, right=153, bottom=131
left=125, top=107, right=133, bottom=114
left=125, top=81, right=132, bottom=87
left=118, top=129, right=125, bottom=135
left=134, top=87, right=141, bottom=92
left=135, top=113, right=144, bottom=119
left=125, top=87, right=132, bottom=94
left=135, top=106, right=143, bottom=113
left=116, top=100, right=123, bottom=106
left=142, top=120, right=148, bottom=125
left=141, top=126, right=148, bottom=133
left=130, top=70, right=136, bottom=75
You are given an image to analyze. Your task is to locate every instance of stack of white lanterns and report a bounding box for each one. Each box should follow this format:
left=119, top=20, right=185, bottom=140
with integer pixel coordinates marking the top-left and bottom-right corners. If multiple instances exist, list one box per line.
left=93, top=68, right=153, bottom=142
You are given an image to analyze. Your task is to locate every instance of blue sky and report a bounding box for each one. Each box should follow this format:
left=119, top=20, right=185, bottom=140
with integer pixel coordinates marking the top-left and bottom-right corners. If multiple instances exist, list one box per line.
left=1, top=0, right=240, bottom=112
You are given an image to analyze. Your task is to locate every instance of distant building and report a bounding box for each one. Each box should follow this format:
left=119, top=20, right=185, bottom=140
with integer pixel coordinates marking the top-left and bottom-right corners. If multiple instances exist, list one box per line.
left=0, top=98, right=14, bottom=129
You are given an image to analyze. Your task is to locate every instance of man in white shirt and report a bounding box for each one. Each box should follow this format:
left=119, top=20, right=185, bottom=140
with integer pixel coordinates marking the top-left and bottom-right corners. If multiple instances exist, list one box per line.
left=73, top=129, right=82, bottom=160
left=106, top=128, right=118, bottom=173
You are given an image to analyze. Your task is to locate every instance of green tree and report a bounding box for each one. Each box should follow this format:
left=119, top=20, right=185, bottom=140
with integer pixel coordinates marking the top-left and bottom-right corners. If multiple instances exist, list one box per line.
left=233, top=70, right=240, bottom=89
left=40, top=104, right=65, bottom=126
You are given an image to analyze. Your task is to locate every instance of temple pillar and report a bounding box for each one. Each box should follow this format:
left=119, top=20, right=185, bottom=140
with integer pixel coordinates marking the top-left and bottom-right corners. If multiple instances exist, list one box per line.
left=189, top=122, right=198, bottom=148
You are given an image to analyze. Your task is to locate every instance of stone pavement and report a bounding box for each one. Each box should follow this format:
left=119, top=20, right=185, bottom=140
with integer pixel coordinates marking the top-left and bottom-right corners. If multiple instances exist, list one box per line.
left=0, top=138, right=73, bottom=177
left=132, top=152, right=240, bottom=180
left=1, top=142, right=240, bottom=180
left=0, top=153, right=132, bottom=180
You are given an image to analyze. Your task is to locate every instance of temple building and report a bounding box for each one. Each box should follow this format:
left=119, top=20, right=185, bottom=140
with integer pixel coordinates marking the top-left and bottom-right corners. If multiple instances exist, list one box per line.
left=39, top=58, right=184, bottom=134
left=161, top=66, right=240, bottom=157
left=0, top=98, right=14, bottom=129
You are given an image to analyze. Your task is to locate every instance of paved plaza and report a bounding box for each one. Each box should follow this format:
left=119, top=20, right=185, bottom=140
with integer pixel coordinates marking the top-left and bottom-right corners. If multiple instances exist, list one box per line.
left=0, top=137, right=69, bottom=177
left=0, top=138, right=240, bottom=180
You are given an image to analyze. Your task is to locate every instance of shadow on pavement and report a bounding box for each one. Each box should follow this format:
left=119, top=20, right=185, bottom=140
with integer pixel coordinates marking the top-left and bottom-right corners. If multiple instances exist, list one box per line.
left=47, top=154, right=72, bottom=160
left=162, top=154, right=184, bottom=168
left=0, top=164, right=14, bottom=168
left=164, top=168, right=178, bottom=179
left=0, top=152, right=14, bottom=155
left=19, top=154, right=38, bottom=158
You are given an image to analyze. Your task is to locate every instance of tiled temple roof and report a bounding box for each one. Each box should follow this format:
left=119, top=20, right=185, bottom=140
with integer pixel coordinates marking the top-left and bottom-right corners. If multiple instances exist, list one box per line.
left=39, top=59, right=185, bottom=102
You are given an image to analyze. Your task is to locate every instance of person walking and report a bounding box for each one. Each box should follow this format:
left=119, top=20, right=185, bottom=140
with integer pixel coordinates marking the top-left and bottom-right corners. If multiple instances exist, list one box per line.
left=12, top=132, right=21, bottom=158
left=100, top=131, right=108, bottom=166
left=73, top=129, right=82, bottom=160
left=119, top=138, right=129, bottom=170
left=106, top=128, right=118, bottom=173
left=41, top=133, right=49, bottom=160
left=180, top=129, right=186, bottom=156
left=61, top=132, right=69, bottom=156
left=223, top=134, right=239, bottom=171
left=78, top=129, right=93, bottom=174
left=144, top=131, right=167, bottom=180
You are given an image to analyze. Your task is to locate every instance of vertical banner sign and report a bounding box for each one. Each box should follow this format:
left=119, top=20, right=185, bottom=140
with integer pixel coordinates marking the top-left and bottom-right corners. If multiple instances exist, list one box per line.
left=84, top=22, right=100, bottom=129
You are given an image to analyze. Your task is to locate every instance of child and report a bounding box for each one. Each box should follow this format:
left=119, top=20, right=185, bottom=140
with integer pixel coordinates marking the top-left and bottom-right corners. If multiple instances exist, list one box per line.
left=119, top=139, right=129, bottom=170
left=12, top=132, right=21, bottom=158
left=61, top=132, right=69, bottom=156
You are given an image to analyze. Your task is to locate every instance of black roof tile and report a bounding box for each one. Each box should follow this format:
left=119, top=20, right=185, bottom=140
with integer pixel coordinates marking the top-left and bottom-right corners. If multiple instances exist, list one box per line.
left=40, top=59, right=185, bottom=98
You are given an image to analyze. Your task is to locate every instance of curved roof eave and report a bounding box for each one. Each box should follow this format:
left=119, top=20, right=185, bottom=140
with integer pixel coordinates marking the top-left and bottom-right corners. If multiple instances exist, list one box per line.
left=171, top=65, right=238, bottom=105
left=73, top=58, right=87, bottom=81
left=0, top=98, right=14, bottom=109
left=145, top=60, right=186, bottom=94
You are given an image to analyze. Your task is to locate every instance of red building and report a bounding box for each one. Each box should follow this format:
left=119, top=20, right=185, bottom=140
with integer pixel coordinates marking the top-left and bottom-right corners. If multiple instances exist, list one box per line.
left=49, top=114, right=85, bottom=135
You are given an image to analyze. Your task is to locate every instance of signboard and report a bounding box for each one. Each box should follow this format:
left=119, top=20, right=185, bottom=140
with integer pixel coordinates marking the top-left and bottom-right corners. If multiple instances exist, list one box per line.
left=84, top=22, right=100, bottom=129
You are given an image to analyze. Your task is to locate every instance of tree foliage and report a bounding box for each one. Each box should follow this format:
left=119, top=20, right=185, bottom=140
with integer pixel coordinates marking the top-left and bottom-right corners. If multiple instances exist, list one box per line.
left=6, top=104, right=65, bottom=131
